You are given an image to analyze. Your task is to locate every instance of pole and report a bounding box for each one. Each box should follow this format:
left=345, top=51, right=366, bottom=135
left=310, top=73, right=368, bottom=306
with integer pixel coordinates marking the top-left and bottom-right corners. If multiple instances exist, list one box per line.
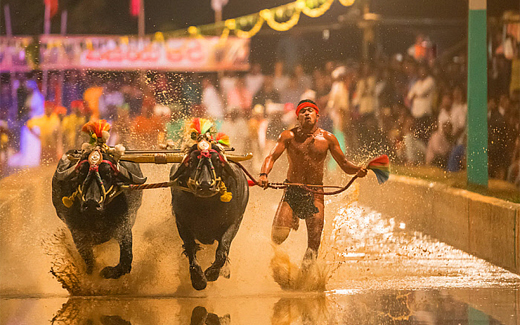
left=58, top=10, right=67, bottom=106
left=4, top=4, right=17, bottom=130
left=215, top=9, right=222, bottom=26
left=467, top=0, right=488, bottom=187
left=44, top=3, right=51, bottom=35
left=215, top=7, right=223, bottom=78
left=42, top=4, right=51, bottom=98
left=56, top=10, right=67, bottom=158
left=359, top=0, right=374, bottom=62
left=4, top=4, right=12, bottom=36
left=60, top=10, right=67, bottom=35
left=138, top=0, right=145, bottom=37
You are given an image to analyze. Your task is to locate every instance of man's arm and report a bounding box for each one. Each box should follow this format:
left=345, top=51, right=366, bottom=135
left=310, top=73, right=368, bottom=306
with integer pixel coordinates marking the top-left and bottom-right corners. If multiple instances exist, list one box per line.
left=258, top=130, right=291, bottom=188
left=326, top=132, right=367, bottom=177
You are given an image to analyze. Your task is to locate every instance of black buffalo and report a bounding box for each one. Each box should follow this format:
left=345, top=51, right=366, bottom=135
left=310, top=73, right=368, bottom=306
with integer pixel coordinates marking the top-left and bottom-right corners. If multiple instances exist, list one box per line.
left=52, top=148, right=146, bottom=279
left=170, top=141, right=249, bottom=290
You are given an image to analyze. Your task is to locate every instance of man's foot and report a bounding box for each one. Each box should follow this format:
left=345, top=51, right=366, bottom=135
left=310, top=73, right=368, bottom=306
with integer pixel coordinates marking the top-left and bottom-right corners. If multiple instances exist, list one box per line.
left=301, top=248, right=317, bottom=271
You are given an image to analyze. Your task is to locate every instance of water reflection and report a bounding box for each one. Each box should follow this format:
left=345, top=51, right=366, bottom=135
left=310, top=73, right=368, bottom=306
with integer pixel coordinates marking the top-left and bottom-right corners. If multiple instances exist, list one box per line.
left=38, top=288, right=516, bottom=325
left=190, top=306, right=230, bottom=325
left=51, top=298, right=133, bottom=325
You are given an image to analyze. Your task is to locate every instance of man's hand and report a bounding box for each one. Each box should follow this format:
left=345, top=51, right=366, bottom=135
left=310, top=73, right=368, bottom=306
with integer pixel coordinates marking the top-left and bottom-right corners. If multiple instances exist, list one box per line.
left=258, top=174, right=269, bottom=189
left=356, top=167, right=367, bottom=178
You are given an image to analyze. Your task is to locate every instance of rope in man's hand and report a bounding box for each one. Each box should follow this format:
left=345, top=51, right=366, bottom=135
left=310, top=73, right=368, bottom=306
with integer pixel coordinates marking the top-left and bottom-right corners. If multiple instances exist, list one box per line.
left=231, top=155, right=390, bottom=196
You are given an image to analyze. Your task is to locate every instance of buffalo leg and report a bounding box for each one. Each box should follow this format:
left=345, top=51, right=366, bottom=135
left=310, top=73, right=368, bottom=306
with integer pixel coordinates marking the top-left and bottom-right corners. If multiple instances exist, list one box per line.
left=177, top=221, right=207, bottom=290
left=100, top=230, right=133, bottom=279
left=72, top=232, right=94, bottom=275
left=205, top=222, right=240, bottom=282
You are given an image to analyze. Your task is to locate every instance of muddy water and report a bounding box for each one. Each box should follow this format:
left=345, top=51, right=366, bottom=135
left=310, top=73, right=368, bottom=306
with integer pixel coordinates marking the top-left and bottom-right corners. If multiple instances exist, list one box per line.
left=1, top=165, right=519, bottom=324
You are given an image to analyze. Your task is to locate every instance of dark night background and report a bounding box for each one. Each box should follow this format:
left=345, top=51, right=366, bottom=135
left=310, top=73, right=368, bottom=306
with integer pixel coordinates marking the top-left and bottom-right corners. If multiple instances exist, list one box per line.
left=0, top=0, right=518, bottom=67
left=1, top=0, right=518, bottom=35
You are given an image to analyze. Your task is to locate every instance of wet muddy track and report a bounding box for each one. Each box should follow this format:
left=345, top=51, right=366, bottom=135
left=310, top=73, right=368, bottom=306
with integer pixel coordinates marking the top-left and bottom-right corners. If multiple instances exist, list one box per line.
left=1, top=165, right=519, bottom=324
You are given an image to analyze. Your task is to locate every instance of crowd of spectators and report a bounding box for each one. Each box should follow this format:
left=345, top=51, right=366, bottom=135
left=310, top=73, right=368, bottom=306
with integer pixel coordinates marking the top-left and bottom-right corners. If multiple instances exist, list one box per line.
left=0, top=27, right=519, bottom=187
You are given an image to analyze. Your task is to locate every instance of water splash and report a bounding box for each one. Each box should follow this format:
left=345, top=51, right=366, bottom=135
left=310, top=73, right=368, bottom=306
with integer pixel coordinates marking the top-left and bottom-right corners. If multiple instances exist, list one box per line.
left=270, top=246, right=331, bottom=292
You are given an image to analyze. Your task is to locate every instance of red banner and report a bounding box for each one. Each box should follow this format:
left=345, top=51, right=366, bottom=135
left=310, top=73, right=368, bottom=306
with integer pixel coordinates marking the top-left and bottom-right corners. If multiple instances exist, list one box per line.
left=39, top=35, right=250, bottom=71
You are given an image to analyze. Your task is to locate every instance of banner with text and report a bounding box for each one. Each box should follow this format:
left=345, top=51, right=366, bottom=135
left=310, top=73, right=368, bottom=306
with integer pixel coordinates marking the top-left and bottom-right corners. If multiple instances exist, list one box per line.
left=0, top=37, right=33, bottom=72
left=39, top=35, right=250, bottom=71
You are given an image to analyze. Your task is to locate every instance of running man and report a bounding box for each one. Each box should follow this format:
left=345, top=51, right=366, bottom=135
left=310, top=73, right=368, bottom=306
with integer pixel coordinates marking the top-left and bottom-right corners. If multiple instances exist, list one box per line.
left=259, top=99, right=367, bottom=263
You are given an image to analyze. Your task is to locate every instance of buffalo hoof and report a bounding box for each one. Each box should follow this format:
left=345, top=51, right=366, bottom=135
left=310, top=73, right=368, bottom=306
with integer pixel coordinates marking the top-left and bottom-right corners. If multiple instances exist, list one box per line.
left=190, top=265, right=207, bottom=290
left=204, top=265, right=221, bottom=282
left=100, top=265, right=130, bottom=279
left=220, top=262, right=231, bottom=279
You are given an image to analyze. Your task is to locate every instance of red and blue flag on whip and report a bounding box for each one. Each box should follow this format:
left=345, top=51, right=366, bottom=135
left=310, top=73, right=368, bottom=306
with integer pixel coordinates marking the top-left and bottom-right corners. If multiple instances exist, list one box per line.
left=366, top=154, right=390, bottom=184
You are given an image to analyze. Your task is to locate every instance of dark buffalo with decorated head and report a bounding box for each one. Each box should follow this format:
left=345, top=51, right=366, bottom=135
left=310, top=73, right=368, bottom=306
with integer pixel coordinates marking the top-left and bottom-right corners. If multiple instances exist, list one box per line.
left=170, top=124, right=249, bottom=290
left=51, top=121, right=146, bottom=279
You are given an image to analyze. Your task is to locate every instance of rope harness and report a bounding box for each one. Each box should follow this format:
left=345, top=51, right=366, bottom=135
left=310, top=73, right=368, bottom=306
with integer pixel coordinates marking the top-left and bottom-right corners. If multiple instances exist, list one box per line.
left=229, top=161, right=358, bottom=196
left=119, top=148, right=232, bottom=202
left=117, top=160, right=356, bottom=196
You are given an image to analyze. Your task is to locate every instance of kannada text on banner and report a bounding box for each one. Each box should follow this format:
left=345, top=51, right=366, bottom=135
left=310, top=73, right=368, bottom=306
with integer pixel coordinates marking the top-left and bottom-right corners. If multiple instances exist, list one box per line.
left=38, top=35, right=250, bottom=71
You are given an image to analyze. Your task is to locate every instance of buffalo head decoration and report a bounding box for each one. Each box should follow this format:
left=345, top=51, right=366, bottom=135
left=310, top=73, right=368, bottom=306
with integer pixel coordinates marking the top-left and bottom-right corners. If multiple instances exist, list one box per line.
left=59, top=148, right=146, bottom=213
left=171, top=139, right=236, bottom=200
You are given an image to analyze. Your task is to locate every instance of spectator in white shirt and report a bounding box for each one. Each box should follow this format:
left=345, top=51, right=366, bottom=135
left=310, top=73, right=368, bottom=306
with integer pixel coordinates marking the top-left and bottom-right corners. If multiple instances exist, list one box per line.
left=449, top=86, right=467, bottom=145
left=294, top=64, right=312, bottom=92
left=220, top=71, right=237, bottom=103
left=245, top=63, right=265, bottom=98
left=202, top=78, right=224, bottom=121
left=426, top=94, right=456, bottom=167
left=407, top=64, right=435, bottom=142
left=327, top=66, right=349, bottom=133
left=273, top=61, right=289, bottom=94
left=353, top=64, right=379, bottom=151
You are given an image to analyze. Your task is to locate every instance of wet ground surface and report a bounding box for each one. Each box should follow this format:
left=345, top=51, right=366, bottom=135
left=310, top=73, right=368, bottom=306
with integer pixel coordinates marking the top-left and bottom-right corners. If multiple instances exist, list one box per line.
left=1, top=165, right=519, bottom=324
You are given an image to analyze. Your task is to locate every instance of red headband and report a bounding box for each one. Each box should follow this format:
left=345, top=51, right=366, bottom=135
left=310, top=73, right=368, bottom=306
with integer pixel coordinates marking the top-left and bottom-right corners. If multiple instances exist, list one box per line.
left=296, top=102, right=319, bottom=116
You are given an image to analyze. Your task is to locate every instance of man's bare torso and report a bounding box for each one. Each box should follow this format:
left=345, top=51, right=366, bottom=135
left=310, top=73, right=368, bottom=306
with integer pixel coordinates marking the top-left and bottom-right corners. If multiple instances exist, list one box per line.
left=285, top=127, right=330, bottom=184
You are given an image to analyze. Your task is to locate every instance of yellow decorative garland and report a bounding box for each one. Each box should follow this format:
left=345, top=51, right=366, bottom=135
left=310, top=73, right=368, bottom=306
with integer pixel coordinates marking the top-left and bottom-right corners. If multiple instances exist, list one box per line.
left=233, top=16, right=265, bottom=39
left=339, top=0, right=356, bottom=6
left=169, top=0, right=358, bottom=40
left=300, top=0, right=335, bottom=18
left=261, top=6, right=301, bottom=32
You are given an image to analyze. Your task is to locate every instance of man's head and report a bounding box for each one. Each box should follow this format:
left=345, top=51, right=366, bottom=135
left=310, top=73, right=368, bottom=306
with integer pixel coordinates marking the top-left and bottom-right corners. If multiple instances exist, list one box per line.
left=296, top=99, right=320, bottom=127
left=418, top=64, right=429, bottom=79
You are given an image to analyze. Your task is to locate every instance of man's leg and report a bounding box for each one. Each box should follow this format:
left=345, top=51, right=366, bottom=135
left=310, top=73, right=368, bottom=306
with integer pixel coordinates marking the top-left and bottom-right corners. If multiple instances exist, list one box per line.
left=271, top=199, right=296, bottom=245
left=304, top=194, right=325, bottom=259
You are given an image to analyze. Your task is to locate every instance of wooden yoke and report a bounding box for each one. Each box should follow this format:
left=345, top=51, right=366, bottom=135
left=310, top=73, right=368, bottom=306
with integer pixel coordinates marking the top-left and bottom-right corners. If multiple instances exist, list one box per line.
left=119, top=152, right=253, bottom=164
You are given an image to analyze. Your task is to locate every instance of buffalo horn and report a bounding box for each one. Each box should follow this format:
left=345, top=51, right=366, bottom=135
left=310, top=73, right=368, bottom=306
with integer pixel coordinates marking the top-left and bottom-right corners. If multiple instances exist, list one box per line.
left=55, top=157, right=78, bottom=181
left=170, top=163, right=187, bottom=181
left=225, top=153, right=253, bottom=162
left=117, top=164, right=147, bottom=184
